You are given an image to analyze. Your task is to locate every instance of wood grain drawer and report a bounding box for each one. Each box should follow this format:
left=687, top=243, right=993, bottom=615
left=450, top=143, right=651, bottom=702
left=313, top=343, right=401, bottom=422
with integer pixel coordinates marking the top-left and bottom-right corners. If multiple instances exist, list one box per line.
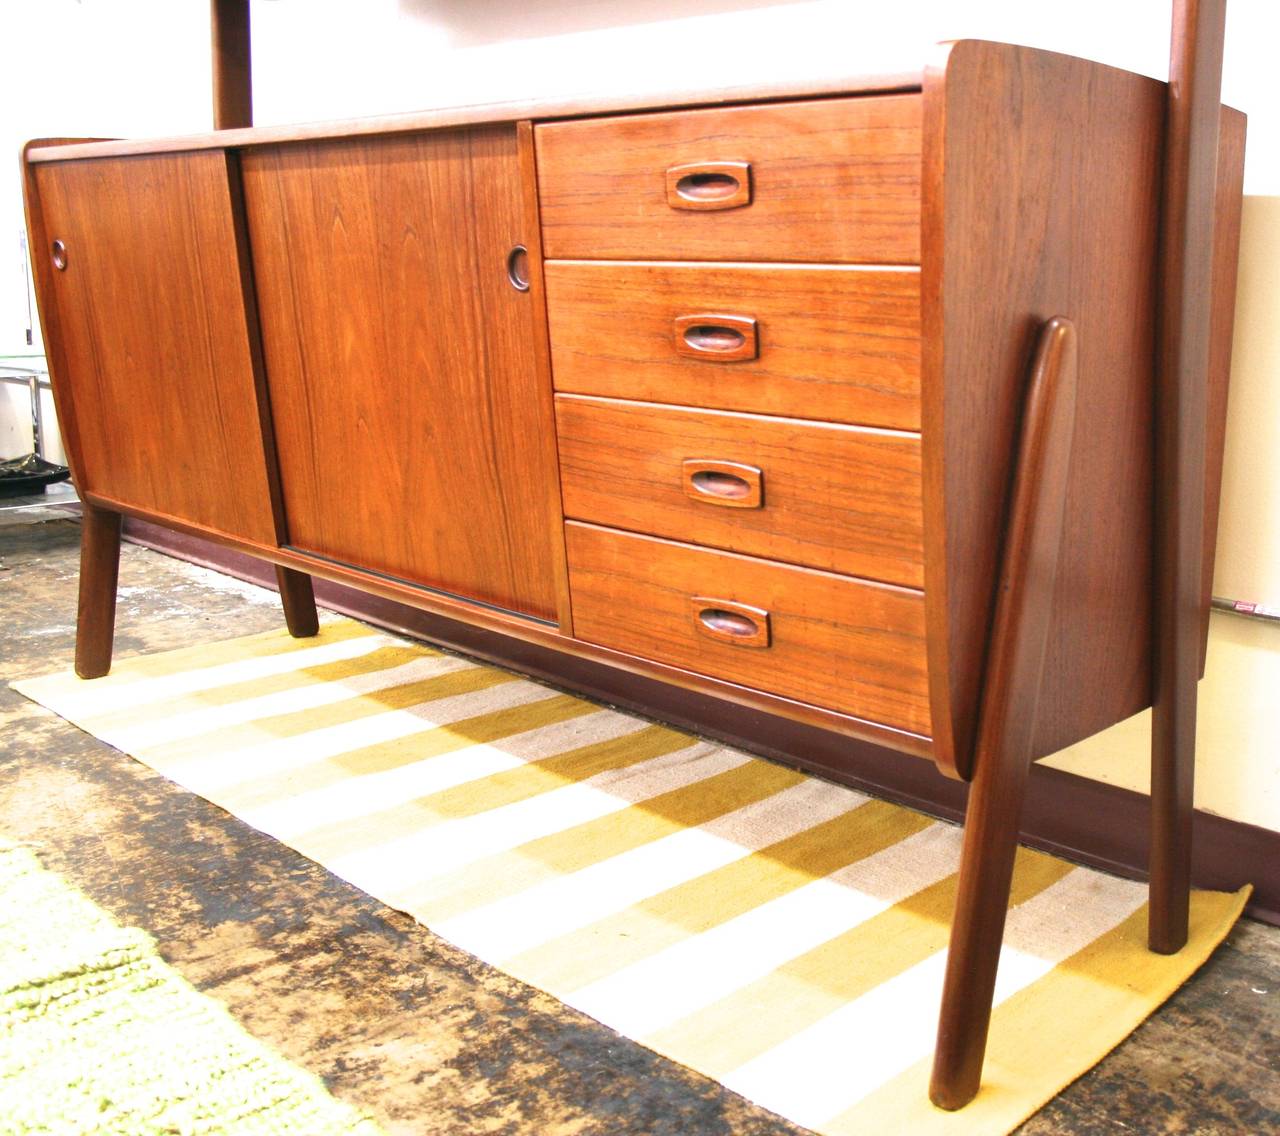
left=565, top=522, right=931, bottom=737
left=556, top=395, right=923, bottom=587
left=535, top=95, right=921, bottom=264
left=544, top=261, right=921, bottom=430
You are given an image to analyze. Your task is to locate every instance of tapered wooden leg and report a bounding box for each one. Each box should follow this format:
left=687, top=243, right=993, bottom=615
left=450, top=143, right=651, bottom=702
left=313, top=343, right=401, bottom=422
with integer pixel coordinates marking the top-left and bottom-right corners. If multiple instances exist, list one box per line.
left=275, top=566, right=319, bottom=638
left=75, top=503, right=122, bottom=679
left=930, top=318, right=1079, bottom=1109
left=931, top=735, right=1033, bottom=1108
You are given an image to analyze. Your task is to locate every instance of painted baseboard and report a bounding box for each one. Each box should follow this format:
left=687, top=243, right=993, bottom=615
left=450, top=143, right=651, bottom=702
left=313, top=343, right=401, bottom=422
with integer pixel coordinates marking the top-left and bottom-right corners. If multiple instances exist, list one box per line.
left=123, top=517, right=1280, bottom=927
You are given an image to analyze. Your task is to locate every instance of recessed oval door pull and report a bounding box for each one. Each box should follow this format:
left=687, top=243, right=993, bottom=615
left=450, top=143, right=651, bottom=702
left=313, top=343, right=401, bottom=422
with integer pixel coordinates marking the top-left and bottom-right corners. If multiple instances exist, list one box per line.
left=690, top=597, right=771, bottom=648
left=506, top=245, right=530, bottom=292
left=51, top=240, right=68, bottom=271
left=681, top=459, right=764, bottom=509
left=665, top=161, right=753, bottom=211
left=673, top=314, right=759, bottom=362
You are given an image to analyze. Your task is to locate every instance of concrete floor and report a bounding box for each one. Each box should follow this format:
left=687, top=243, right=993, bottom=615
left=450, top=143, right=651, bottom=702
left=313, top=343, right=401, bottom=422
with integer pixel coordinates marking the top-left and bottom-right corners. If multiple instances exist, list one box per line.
left=1, top=511, right=1277, bottom=1135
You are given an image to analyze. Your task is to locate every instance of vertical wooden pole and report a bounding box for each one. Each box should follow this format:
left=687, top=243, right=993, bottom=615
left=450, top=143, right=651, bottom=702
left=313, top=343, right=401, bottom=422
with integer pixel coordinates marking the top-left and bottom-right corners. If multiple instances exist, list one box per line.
left=212, top=1, right=318, bottom=639
left=1150, top=0, right=1228, bottom=954
left=75, top=504, right=123, bottom=679
left=930, top=318, right=1079, bottom=1109
left=211, top=0, right=253, bottom=130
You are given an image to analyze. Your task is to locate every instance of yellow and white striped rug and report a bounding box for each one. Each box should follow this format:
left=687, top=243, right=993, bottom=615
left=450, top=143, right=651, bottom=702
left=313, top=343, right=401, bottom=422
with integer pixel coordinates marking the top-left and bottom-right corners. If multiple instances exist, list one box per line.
left=14, top=618, right=1247, bottom=1135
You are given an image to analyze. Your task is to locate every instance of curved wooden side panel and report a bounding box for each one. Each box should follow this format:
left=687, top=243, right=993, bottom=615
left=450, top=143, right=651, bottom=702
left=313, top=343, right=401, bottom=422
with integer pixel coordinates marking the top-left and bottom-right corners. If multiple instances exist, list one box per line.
left=922, top=41, right=1168, bottom=778
left=20, top=139, right=112, bottom=492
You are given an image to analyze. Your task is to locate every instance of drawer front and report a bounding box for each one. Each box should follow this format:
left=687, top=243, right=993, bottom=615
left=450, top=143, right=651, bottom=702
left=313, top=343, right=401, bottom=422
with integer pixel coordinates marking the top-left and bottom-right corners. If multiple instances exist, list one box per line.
left=545, top=261, right=921, bottom=430
left=535, top=95, right=922, bottom=264
left=556, top=396, right=923, bottom=587
left=565, top=523, right=931, bottom=737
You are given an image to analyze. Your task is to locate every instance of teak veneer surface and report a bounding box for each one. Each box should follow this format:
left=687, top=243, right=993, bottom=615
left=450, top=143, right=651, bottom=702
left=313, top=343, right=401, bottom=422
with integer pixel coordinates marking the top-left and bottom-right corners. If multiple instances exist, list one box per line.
left=240, top=127, right=560, bottom=621
left=20, top=41, right=1245, bottom=783
left=555, top=394, right=924, bottom=587
left=31, top=152, right=279, bottom=547
left=543, top=260, right=922, bottom=430
left=565, top=521, right=931, bottom=737
left=535, top=95, right=923, bottom=264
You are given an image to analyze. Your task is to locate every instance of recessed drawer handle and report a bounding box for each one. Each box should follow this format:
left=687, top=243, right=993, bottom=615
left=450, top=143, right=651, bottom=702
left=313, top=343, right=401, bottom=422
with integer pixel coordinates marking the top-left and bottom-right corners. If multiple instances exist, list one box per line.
left=665, top=161, right=753, bottom=211
left=673, top=314, right=759, bottom=362
left=690, top=597, right=771, bottom=648
left=687, top=325, right=743, bottom=352
left=681, top=459, right=764, bottom=509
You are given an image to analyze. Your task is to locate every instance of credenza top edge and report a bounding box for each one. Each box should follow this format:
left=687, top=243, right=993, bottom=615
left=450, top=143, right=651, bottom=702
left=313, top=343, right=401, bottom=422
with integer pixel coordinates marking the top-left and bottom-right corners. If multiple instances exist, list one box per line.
left=23, top=65, right=935, bottom=164
left=27, top=36, right=1219, bottom=168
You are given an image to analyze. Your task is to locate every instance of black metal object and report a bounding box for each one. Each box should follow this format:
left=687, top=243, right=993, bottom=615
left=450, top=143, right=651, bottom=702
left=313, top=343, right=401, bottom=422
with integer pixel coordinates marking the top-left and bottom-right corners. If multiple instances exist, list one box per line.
left=0, top=453, right=71, bottom=498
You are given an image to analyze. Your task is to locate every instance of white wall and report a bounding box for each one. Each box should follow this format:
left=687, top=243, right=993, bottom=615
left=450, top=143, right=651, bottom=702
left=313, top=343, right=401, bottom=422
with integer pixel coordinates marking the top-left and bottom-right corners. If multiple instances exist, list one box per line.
left=6, top=1, right=1276, bottom=343
left=1042, top=195, right=1280, bottom=831
left=3, top=1, right=1277, bottom=829
left=0, top=2, right=216, bottom=360
left=246, top=0, right=1280, bottom=192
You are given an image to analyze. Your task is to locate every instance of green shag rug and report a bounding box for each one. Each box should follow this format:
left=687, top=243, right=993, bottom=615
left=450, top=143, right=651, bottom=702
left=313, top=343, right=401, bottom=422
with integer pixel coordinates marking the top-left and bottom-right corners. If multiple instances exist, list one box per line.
left=0, top=837, right=384, bottom=1136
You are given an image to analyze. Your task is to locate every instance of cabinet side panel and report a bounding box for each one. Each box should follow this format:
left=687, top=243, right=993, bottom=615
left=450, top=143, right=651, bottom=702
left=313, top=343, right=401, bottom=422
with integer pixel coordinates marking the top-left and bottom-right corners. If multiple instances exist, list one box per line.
left=31, top=152, right=278, bottom=545
left=240, top=128, right=560, bottom=621
left=922, top=42, right=1167, bottom=772
left=1201, top=106, right=1247, bottom=659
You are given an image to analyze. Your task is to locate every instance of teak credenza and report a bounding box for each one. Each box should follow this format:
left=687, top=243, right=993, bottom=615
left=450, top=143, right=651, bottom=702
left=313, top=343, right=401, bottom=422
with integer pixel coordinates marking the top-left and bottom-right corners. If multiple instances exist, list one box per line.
left=22, top=10, right=1244, bottom=1111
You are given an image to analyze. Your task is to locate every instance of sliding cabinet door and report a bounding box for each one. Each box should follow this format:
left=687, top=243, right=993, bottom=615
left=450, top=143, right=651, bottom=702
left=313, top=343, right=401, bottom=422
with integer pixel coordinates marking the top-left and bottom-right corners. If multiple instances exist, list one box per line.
left=242, top=127, right=559, bottom=621
left=33, top=152, right=278, bottom=544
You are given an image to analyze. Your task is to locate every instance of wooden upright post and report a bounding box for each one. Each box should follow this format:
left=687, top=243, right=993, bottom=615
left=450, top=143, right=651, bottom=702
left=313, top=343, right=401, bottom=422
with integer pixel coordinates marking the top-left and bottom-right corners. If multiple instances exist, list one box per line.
left=211, top=0, right=253, bottom=130
left=211, top=0, right=319, bottom=640
left=1150, top=0, right=1228, bottom=954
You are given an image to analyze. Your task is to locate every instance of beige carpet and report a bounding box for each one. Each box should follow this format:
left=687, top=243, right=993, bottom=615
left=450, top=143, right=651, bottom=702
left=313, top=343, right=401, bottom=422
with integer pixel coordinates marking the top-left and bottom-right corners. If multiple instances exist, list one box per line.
left=14, top=617, right=1248, bottom=1135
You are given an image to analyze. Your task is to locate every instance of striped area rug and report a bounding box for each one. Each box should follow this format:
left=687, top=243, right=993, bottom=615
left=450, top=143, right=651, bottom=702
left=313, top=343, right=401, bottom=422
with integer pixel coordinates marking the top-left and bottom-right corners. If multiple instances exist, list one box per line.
left=14, top=617, right=1247, bottom=1135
